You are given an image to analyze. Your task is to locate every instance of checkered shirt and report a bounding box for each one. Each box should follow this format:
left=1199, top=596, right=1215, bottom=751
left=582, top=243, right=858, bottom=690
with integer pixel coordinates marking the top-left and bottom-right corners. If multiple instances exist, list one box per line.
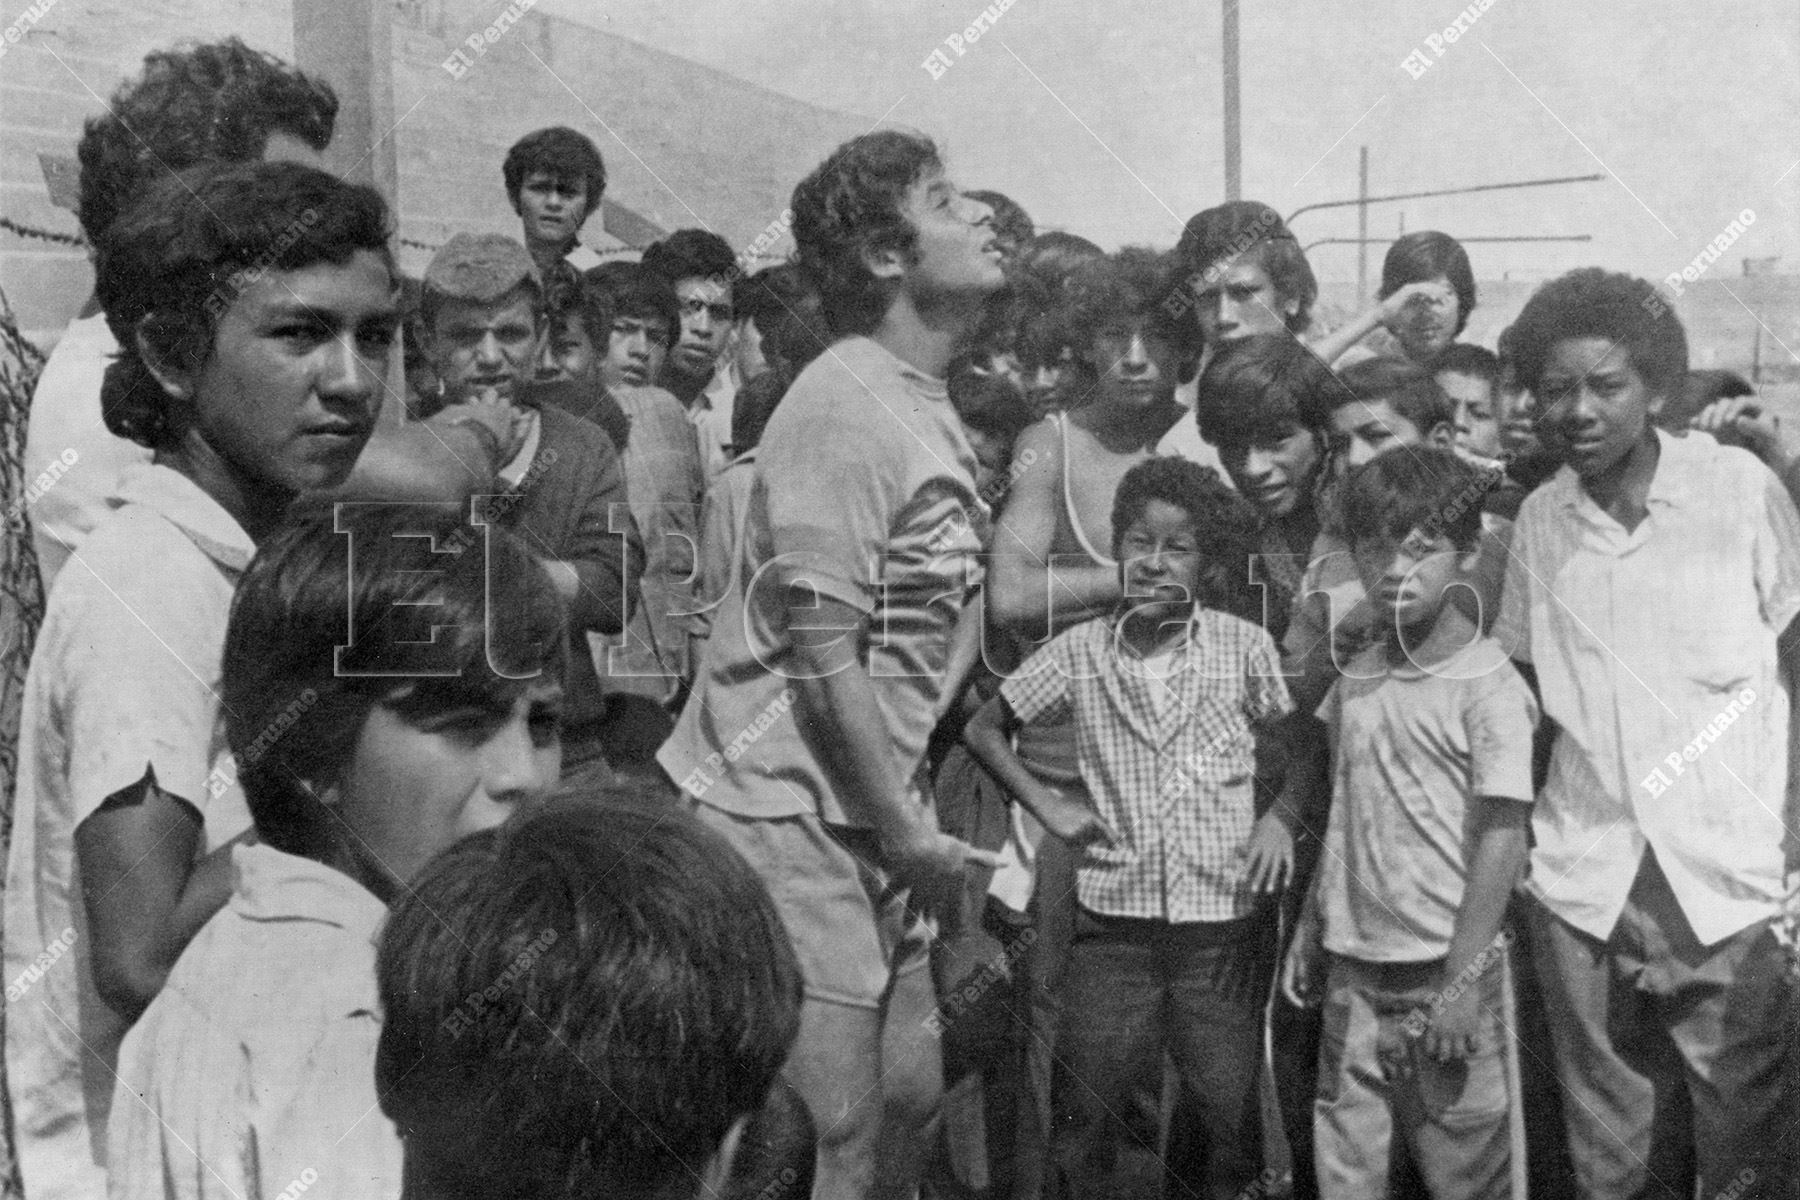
left=1001, top=606, right=1294, bottom=922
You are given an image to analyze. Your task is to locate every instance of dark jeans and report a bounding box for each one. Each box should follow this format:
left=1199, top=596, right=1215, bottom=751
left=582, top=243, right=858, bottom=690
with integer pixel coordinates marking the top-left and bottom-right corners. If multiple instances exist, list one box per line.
left=1053, top=907, right=1275, bottom=1200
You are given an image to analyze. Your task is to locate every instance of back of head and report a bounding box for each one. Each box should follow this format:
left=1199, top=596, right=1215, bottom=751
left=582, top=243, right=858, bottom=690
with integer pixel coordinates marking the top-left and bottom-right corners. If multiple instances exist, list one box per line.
left=1176, top=200, right=1316, bottom=332
left=78, top=37, right=337, bottom=244
left=1659, top=367, right=1755, bottom=432
left=963, top=189, right=1034, bottom=250
left=641, top=228, right=737, bottom=288
left=1378, top=231, right=1476, bottom=336
left=1506, top=267, right=1688, bottom=399
left=722, top=1080, right=817, bottom=1200
left=222, top=501, right=566, bottom=859
left=587, top=260, right=680, bottom=336
left=792, top=129, right=942, bottom=338
left=93, top=159, right=393, bottom=450
left=1194, top=332, right=1338, bottom=448
left=1340, top=444, right=1491, bottom=551
left=375, top=792, right=804, bottom=1200
left=949, top=351, right=1034, bottom=444
left=1010, top=230, right=1106, bottom=371
left=735, top=263, right=831, bottom=374
left=502, top=126, right=606, bottom=214
left=1319, top=355, right=1456, bottom=436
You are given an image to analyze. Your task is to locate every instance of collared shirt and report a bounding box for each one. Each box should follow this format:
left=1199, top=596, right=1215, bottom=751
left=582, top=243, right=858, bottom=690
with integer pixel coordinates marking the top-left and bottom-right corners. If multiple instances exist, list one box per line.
left=659, top=336, right=986, bottom=825
left=1001, top=606, right=1294, bottom=922
left=689, top=361, right=739, bottom=481
left=109, top=845, right=402, bottom=1200
left=4, top=464, right=255, bottom=1200
left=1317, top=636, right=1538, bottom=962
left=22, top=313, right=152, bottom=587
left=1495, top=429, right=1800, bottom=944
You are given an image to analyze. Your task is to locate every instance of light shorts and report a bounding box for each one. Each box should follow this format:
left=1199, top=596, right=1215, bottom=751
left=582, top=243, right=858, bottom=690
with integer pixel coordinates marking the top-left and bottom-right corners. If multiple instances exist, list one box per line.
left=692, top=801, right=932, bottom=1009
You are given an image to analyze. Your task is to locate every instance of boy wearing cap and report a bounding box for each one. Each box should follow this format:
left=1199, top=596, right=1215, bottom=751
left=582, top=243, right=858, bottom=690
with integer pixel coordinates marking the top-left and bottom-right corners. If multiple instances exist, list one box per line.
left=419, top=231, right=644, bottom=779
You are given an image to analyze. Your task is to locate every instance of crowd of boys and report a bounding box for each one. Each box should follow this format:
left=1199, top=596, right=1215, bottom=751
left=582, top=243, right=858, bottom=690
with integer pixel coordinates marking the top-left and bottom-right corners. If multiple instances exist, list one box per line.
left=1, top=33, right=1795, bottom=1200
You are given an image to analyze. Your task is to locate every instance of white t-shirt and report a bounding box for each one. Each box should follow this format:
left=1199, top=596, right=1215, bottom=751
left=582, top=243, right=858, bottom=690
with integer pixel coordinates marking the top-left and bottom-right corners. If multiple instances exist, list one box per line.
left=4, top=464, right=254, bottom=1199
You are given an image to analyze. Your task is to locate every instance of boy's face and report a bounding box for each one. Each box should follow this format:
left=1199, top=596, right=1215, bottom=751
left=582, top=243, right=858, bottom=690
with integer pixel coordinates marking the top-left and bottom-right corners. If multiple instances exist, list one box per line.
left=1391, top=274, right=1460, bottom=363
left=185, top=248, right=395, bottom=500
left=536, top=310, right=597, bottom=385
left=334, top=681, right=563, bottom=894
left=1496, top=362, right=1541, bottom=460
left=429, top=289, right=544, bottom=406
left=602, top=312, right=672, bottom=391
left=1221, top=423, right=1321, bottom=520
left=517, top=170, right=590, bottom=248
left=1193, top=258, right=1294, bottom=346
left=893, top=167, right=1007, bottom=306
left=1351, top=526, right=1471, bottom=632
left=1118, top=498, right=1205, bottom=618
left=1088, top=318, right=1179, bottom=412
left=1327, top=397, right=1450, bottom=471
left=668, top=277, right=735, bottom=384
left=1535, top=336, right=1661, bottom=483
left=1437, top=369, right=1501, bottom=459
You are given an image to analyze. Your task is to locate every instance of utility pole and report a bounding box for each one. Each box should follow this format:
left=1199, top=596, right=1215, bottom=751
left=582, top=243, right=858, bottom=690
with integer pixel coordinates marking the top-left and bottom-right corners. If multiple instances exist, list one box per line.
left=1222, top=1, right=1241, bottom=201
left=1356, top=146, right=1369, bottom=301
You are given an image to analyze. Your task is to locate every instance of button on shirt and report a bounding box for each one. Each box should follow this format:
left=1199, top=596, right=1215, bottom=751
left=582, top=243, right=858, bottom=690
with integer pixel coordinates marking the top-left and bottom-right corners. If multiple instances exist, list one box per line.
left=1000, top=606, right=1294, bottom=922
left=1495, top=430, right=1800, bottom=945
left=4, top=464, right=255, bottom=1200
left=659, top=336, right=986, bottom=825
left=109, top=844, right=402, bottom=1200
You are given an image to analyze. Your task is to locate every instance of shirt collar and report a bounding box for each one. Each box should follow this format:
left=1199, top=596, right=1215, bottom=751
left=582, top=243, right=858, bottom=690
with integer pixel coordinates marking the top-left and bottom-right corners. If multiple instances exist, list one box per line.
left=1554, top=427, right=1695, bottom=514
left=497, top=405, right=543, bottom=487
left=113, top=462, right=255, bottom=572
left=1109, top=601, right=1206, bottom=656
left=231, top=842, right=387, bottom=938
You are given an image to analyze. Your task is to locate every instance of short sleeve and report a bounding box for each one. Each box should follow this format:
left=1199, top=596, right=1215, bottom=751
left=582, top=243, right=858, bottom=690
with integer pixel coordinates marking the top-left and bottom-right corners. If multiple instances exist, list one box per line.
left=1465, top=668, right=1540, bottom=804
left=759, top=366, right=902, bottom=615
left=59, top=543, right=225, bottom=822
left=1753, top=466, right=1800, bottom=634
left=999, top=630, right=1078, bottom=727
left=1243, top=627, right=1295, bottom=726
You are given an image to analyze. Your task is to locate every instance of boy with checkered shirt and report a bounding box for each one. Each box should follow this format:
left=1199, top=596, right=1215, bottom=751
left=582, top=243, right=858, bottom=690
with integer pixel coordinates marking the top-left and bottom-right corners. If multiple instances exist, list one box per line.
left=965, top=456, right=1297, bottom=1198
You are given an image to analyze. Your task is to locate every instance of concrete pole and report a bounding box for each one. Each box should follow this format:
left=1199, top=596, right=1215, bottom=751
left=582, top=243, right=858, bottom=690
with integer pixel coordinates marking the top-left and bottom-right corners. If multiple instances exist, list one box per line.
left=292, top=0, right=398, bottom=201
left=1223, top=0, right=1241, bottom=202
left=1357, top=145, right=1370, bottom=301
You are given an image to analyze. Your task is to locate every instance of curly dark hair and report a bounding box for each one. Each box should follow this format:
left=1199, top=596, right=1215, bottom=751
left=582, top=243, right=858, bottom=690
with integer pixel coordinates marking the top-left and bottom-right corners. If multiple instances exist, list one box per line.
left=791, top=130, right=940, bottom=337
left=1379, top=231, right=1477, bottom=338
left=1340, top=444, right=1492, bottom=552
left=94, top=160, right=394, bottom=450
left=735, top=263, right=831, bottom=375
left=501, top=126, right=606, bottom=216
left=1194, top=332, right=1340, bottom=449
left=1506, top=267, right=1688, bottom=398
left=1057, top=247, right=1203, bottom=372
left=1306, top=356, right=1455, bottom=436
left=1110, top=456, right=1265, bottom=622
left=76, top=37, right=336, bottom=244
left=1009, top=230, right=1106, bottom=371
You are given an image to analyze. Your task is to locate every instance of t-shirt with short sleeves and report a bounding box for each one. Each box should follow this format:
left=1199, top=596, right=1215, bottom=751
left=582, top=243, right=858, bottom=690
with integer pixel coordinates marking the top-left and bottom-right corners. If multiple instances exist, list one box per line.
left=1315, top=636, right=1538, bottom=962
left=4, top=464, right=255, bottom=1200
left=659, top=336, right=986, bottom=825
left=1000, top=606, right=1294, bottom=922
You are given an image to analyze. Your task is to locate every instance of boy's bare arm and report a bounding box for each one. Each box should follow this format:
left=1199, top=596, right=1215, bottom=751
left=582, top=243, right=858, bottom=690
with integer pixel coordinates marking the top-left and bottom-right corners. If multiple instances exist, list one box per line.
left=1424, top=796, right=1530, bottom=1062
left=964, top=694, right=1115, bottom=848
left=987, top=421, right=1121, bottom=635
left=74, top=776, right=240, bottom=1020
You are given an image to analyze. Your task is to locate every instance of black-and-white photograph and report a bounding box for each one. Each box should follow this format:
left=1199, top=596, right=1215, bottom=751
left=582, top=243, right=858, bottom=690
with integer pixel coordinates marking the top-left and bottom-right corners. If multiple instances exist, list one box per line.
left=0, top=1, right=1796, bottom=1197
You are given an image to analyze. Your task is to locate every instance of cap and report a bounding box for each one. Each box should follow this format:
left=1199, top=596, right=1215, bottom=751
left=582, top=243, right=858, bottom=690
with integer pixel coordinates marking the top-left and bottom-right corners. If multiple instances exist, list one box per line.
left=423, top=232, right=541, bottom=302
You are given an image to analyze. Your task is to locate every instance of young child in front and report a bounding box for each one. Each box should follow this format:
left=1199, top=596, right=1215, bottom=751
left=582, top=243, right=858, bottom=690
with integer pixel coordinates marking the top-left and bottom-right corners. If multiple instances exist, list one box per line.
left=1281, top=447, right=1537, bottom=1200
left=108, top=502, right=567, bottom=1199
left=965, top=456, right=1297, bottom=1200
left=1496, top=268, right=1800, bottom=1199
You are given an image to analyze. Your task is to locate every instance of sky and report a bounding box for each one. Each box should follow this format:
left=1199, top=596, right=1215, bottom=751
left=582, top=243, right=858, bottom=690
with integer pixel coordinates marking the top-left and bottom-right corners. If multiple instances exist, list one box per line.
left=534, top=0, right=1798, bottom=288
